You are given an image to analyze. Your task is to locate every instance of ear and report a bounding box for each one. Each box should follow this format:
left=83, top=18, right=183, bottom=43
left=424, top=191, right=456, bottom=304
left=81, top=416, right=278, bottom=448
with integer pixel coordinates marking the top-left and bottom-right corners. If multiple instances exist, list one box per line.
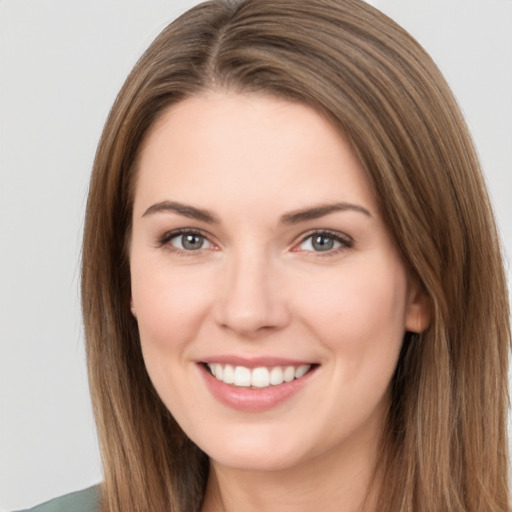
left=130, top=297, right=137, bottom=318
left=404, top=277, right=431, bottom=333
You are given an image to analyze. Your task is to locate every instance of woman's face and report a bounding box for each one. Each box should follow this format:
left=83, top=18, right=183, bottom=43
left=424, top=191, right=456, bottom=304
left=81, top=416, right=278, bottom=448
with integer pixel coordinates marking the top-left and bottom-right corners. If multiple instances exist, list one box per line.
left=130, top=92, right=428, bottom=473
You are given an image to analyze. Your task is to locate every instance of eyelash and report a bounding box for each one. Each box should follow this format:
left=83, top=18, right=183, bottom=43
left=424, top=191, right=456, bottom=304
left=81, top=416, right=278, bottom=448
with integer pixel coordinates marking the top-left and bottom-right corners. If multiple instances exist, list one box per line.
left=156, top=228, right=353, bottom=256
left=296, top=230, right=353, bottom=256
left=157, top=228, right=215, bottom=255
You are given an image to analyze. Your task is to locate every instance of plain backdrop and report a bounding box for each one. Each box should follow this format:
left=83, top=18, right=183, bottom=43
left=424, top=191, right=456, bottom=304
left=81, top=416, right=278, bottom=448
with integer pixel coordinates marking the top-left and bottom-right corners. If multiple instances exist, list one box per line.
left=1, top=1, right=511, bottom=510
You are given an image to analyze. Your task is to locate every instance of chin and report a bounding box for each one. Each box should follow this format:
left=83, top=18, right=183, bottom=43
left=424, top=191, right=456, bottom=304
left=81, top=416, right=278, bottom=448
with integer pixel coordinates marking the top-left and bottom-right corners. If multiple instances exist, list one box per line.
left=209, top=446, right=303, bottom=473
left=193, top=424, right=317, bottom=473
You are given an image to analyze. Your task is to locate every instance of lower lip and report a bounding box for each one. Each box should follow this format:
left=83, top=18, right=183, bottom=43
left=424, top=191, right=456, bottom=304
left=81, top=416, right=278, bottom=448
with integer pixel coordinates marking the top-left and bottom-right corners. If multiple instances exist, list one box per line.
left=199, top=364, right=316, bottom=412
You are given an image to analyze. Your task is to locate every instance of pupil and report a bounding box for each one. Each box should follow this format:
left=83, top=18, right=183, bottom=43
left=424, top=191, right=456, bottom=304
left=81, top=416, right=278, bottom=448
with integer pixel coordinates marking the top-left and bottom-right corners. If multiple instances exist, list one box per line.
left=182, top=234, right=203, bottom=250
left=313, top=235, right=334, bottom=251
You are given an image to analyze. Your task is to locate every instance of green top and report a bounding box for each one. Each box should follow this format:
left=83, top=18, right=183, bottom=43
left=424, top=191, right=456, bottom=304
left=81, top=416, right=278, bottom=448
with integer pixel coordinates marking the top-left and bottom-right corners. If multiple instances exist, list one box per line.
left=16, top=486, right=100, bottom=512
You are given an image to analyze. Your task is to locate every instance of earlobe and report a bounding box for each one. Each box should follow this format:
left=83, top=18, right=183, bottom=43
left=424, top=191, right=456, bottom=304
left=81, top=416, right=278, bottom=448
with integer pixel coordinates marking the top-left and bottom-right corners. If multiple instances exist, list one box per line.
left=130, top=297, right=137, bottom=318
left=405, top=280, right=432, bottom=334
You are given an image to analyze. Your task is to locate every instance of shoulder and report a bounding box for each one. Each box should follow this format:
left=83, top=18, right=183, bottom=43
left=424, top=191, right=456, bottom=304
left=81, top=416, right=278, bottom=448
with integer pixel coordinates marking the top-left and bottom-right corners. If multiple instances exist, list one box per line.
left=15, top=485, right=100, bottom=512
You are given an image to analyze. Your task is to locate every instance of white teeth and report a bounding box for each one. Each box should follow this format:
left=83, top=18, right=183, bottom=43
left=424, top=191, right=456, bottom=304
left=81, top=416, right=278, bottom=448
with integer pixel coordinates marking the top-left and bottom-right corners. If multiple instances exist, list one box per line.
left=269, top=366, right=284, bottom=385
left=233, top=366, right=251, bottom=387
left=207, top=363, right=312, bottom=388
left=283, top=366, right=295, bottom=382
left=251, top=367, right=270, bottom=388
left=295, top=364, right=310, bottom=379
left=223, top=364, right=235, bottom=384
left=214, top=363, right=223, bottom=380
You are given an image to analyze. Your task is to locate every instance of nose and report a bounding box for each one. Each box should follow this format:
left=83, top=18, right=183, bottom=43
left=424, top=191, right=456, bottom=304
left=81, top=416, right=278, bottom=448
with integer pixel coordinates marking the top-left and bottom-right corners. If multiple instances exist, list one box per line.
left=214, top=248, right=291, bottom=338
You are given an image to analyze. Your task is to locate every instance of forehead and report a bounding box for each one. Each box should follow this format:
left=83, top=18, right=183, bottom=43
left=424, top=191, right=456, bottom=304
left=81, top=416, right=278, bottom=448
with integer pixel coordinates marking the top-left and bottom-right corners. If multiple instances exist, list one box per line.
left=133, top=92, right=377, bottom=219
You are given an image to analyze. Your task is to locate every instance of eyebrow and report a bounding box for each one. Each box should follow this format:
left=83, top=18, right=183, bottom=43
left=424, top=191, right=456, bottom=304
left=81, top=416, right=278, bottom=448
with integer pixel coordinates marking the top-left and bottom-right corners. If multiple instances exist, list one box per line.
left=280, top=202, right=372, bottom=224
left=142, top=201, right=220, bottom=223
left=142, top=200, right=372, bottom=224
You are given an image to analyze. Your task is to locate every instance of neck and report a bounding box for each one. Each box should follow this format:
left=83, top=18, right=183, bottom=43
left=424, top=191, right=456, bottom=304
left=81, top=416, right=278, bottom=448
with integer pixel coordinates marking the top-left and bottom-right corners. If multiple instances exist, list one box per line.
left=201, top=428, right=383, bottom=512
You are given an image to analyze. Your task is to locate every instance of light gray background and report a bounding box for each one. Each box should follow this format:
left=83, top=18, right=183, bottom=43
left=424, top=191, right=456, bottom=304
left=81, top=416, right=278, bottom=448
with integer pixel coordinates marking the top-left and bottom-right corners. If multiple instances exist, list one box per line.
left=1, top=1, right=511, bottom=510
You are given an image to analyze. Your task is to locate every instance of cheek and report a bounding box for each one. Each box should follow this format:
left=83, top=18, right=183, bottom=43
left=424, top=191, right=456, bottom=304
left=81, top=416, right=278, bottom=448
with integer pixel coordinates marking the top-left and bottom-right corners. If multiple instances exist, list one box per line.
left=294, top=258, right=408, bottom=367
left=130, top=259, right=218, bottom=415
left=291, top=260, right=408, bottom=440
left=130, top=259, right=216, bottom=353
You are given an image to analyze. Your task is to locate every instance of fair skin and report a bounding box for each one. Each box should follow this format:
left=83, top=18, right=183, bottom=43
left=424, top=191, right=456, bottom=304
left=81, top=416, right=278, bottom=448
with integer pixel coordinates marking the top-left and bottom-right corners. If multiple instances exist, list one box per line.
left=129, top=92, right=429, bottom=512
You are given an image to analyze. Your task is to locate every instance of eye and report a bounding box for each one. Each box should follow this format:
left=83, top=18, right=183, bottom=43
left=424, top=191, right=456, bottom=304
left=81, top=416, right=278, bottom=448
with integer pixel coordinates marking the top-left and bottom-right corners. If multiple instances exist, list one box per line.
left=296, top=231, right=352, bottom=253
left=159, top=229, right=214, bottom=252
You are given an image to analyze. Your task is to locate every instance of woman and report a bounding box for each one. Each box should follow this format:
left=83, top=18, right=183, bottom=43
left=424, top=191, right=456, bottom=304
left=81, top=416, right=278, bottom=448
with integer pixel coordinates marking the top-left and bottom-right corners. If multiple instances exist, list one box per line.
left=22, top=0, right=510, bottom=510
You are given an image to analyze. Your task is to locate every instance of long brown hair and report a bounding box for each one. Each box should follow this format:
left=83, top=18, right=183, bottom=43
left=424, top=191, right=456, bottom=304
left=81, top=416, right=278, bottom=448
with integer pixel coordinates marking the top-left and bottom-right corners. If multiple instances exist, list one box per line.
left=81, top=1, right=511, bottom=510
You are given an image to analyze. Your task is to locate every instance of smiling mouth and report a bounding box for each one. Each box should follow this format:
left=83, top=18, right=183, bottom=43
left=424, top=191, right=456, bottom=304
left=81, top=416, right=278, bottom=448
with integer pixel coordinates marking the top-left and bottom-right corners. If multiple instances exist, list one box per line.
left=204, top=363, right=315, bottom=389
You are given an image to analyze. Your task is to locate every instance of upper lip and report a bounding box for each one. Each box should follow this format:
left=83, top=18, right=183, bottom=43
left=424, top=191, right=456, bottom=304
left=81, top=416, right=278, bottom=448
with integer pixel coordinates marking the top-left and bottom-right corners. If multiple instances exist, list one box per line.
left=199, top=355, right=317, bottom=368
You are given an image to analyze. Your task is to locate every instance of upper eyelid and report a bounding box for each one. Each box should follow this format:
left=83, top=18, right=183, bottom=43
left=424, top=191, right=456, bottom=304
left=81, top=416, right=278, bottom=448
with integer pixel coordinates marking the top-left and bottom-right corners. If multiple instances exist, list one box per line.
left=291, top=233, right=353, bottom=261
left=158, top=227, right=215, bottom=246
left=296, top=229, right=353, bottom=244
